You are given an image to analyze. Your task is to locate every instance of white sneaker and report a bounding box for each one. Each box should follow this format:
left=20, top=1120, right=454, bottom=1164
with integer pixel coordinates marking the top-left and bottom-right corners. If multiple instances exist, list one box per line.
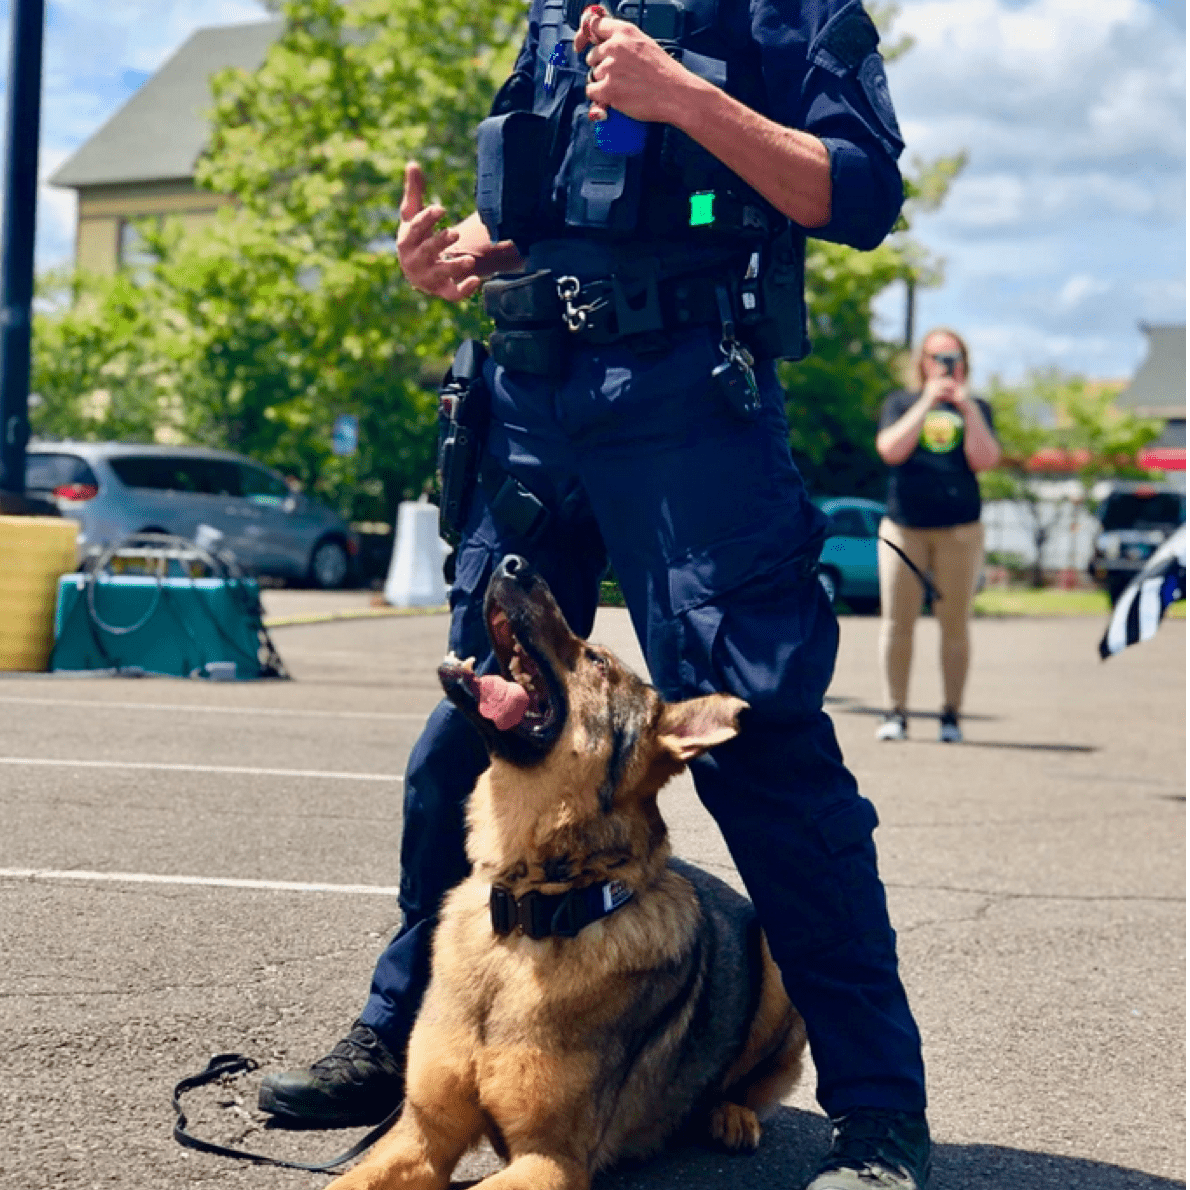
left=938, top=709, right=962, bottom=743
left=875, top=711, right=908, bottom=741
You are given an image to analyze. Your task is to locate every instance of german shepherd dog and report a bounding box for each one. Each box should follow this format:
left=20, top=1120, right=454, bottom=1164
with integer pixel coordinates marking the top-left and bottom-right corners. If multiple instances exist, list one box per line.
left=328, top=555, right=806, bottom=1190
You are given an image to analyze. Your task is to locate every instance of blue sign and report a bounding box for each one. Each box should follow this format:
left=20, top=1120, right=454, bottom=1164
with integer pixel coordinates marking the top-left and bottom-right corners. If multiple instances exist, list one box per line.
left=331, top=414, right=359, bottom=457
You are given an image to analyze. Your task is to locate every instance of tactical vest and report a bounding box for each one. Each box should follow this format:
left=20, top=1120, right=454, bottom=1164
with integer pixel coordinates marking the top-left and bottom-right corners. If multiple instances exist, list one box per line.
left=476, top=0, right=786, bottom=249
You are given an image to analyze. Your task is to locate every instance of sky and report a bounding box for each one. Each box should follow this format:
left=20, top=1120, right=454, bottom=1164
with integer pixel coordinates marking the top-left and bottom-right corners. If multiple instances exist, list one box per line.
left=5, top=0, right=1187, bottom=387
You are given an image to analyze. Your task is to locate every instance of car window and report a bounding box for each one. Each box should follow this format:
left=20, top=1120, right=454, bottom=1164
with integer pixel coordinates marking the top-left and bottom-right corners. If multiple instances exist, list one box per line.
left=109, top=455, right=200, bottom=492
left=26, top=453, right=98, bottom=492
left=187, top=459, right=242, bottom=497
left=1099, top=493, right=1185, bottom=531
left=239, top=463, right=290, bottom=507
left=108, top=454, right=241, bottom=496
left=827, top=508, right=871, bottom=539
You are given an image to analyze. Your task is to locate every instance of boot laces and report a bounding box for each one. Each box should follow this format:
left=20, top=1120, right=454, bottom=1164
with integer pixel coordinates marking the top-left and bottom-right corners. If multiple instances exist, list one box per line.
left=827, top=1110, right=921, bottom=1180
left=310, top=1023, right=396, bottom=1085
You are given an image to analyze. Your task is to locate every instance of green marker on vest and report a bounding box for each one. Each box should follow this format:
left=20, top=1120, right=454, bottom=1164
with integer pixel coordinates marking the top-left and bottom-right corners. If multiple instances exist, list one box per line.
left=689, top=191, right=715, bottom=226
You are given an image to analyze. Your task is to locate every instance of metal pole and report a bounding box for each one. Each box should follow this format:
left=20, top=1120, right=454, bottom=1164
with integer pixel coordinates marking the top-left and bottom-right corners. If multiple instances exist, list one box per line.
left=0, top=0, right=46, bottom=499
left=902, top=276, right=916, bottom=351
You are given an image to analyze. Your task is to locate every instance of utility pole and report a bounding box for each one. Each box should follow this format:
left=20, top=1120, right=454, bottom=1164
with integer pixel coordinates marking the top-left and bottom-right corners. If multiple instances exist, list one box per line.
left=0, top=0, right=46, bottom=506
left=903, top=276, right=916, bottom=351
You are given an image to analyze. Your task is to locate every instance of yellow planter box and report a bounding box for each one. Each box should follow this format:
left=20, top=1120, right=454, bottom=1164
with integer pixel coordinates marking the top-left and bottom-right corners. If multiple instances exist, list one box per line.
left=0, top=515, right=80, bottom=672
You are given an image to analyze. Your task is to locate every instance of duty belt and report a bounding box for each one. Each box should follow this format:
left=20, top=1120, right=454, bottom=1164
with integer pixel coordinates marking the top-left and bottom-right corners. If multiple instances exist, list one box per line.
left=483, top=265, right=735, bottom=374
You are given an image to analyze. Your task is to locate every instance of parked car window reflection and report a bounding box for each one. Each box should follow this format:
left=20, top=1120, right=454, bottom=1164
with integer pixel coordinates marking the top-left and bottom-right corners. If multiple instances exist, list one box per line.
left=239, top=464, right=291, bottom=507
left=827, top=508, right=870, bottom=539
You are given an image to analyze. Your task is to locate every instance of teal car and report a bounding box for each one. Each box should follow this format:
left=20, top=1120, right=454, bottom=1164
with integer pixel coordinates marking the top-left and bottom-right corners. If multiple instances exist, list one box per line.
left=812, top=496, right=886, bottom=612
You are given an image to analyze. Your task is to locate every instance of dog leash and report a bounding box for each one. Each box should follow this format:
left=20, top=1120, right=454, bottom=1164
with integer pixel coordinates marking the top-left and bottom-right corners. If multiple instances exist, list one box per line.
left=172, top=1053, right=401, bottom=1172
left=878, top=537, right=941, bottom=606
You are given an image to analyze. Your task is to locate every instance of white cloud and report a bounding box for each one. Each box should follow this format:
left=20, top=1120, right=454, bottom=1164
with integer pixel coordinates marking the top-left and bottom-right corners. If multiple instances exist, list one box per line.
left=886, top=0, right=1185, bottom=383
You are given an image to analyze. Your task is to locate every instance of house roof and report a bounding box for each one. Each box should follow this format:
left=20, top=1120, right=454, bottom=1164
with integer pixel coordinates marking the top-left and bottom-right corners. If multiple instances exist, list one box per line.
left=1116, top=324, right=1186, bottom=420
left=49, top=19, right=283, bottom=189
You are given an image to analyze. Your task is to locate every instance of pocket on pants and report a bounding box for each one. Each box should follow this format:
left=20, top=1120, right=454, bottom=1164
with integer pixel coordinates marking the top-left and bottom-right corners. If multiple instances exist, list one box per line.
left=658, top=541, right=834, bottom=720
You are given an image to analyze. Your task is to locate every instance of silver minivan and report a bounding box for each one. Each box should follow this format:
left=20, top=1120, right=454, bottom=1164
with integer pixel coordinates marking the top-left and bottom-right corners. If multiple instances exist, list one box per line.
left=26, top=442, right=358, bottom=588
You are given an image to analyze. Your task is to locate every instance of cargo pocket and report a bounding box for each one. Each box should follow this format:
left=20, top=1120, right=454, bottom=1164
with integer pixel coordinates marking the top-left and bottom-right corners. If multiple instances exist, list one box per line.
left=807, top=794, right=892, bottom=948
left=657, top=537, right=832, bottom=721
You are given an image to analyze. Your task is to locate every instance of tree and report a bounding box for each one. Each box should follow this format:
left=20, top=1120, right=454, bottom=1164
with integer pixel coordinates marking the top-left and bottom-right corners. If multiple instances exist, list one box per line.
left=33, top=0, right=524, bottom=519
left=979, top=370, right=1163, bottom=586
left=30, top=269, right=176, bottom=444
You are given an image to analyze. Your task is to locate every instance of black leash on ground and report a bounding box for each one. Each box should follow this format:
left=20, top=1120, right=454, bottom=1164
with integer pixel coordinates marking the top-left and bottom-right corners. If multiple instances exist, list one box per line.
left=172, top=1053, right=401, bottom=1173
left=878, top=537, right=941, bottom=606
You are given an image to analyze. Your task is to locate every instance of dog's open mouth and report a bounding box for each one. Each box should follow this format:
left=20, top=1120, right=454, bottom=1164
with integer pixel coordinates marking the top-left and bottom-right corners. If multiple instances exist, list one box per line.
left=439, top=609, right=562, bottom=744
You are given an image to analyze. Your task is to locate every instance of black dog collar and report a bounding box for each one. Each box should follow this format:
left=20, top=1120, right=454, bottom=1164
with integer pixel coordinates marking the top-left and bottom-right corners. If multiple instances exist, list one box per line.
left=490, top=880, right=633, bottom=939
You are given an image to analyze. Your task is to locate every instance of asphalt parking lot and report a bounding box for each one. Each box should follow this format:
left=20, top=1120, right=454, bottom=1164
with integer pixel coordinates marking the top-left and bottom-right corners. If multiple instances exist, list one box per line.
left=0, top=594, right=1183, bottom=1190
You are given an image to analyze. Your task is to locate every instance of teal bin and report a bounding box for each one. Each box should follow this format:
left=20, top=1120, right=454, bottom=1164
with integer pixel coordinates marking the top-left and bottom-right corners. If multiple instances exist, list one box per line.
left=52, top=573, right=271, bottom=680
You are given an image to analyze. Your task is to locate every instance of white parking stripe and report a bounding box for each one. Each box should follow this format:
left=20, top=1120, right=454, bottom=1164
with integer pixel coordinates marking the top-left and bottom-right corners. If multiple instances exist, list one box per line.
left=0, top=868, right=401, bottom=896
left=0, top=695, right=429, bottom=721
left=0, top=757, right=402, bottom=781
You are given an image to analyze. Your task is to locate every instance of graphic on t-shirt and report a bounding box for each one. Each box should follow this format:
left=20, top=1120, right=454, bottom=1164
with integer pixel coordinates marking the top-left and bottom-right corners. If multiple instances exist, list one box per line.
left=920, top=407, right=964, bottom=454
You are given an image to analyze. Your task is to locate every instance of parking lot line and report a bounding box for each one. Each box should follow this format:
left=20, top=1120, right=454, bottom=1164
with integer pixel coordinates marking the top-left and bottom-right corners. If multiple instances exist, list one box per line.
left=0, top=868, right=400, bottom=896
left=0, top=757, right=402, bottom=781
left=0, top=695, right=428, bottom=721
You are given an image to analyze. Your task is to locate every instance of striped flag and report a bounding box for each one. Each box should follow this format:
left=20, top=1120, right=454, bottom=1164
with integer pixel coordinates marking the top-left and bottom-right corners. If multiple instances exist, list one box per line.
left=1099, top=525, right=1186, bottom=659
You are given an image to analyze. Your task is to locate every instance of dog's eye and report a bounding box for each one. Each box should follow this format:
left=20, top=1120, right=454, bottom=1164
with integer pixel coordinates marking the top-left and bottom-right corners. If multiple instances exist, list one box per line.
left=586, top=650, right=608, bottom=673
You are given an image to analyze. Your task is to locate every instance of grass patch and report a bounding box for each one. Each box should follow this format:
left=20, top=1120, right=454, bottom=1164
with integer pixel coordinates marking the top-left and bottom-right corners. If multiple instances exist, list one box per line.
left=974, top=587, right=1186, bottom=619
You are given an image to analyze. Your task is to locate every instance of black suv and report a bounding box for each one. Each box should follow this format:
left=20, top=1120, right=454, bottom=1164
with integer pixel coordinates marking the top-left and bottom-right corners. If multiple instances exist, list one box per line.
left=1089, top=481, right=1185, bottom=603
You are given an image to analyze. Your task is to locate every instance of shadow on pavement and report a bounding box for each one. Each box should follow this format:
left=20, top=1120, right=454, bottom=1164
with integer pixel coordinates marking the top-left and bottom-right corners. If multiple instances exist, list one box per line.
left=450, top=1108, right=1181, bottom=1189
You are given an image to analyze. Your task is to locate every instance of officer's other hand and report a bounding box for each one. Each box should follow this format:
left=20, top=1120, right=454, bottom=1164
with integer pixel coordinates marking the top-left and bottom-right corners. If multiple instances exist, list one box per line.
left=577, top=5, right=689, bottom=125
left=396, top=162, right=482, bottom=302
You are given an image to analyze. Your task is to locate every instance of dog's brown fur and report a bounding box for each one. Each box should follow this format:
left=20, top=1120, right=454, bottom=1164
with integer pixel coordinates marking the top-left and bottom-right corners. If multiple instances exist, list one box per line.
left=327, top=560, right=806, bottom=1190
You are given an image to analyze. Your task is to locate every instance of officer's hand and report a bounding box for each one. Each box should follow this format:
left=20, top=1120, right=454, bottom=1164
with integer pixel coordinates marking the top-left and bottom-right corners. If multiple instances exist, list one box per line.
left=396, top=162, right=482, bottom=302
left=577, top=5, right=690, bottom=125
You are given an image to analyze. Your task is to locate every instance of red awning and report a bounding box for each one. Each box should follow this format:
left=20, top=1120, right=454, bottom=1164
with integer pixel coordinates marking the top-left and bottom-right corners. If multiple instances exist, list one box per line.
left=1025, top=446, right=1187, bottom=473
left=1026, top=448, right=1091, bottom=473
left=1137, top=446, right=1187, bottom=471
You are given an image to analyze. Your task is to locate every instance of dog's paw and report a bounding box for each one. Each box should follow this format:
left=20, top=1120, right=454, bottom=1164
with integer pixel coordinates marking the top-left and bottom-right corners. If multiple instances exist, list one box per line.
left=708, top=1102, right=761, bottom=1153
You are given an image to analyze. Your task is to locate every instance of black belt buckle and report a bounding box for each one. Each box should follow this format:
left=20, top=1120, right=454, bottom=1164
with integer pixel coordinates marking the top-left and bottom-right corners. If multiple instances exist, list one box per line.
left=490, top=885, right=516, bottom=935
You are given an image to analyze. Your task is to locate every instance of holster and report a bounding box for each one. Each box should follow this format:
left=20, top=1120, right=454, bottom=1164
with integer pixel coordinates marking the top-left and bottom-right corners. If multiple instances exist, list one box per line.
left=484, top=270, right=569, bottom=377
left=436, top=340, right=492, bottom=545
left=737, top=226, right=808, bottom=362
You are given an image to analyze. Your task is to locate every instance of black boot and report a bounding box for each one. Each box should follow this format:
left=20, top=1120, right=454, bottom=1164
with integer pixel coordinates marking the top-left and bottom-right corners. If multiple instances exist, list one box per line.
left=257, top=1020, right=404, bottom=1127
left=803, top=1109, right=932, bottom=1189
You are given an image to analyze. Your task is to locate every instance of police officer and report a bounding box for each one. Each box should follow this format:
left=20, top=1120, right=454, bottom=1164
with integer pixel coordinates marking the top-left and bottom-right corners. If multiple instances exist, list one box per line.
left=261, top=1, right=931, bottom=1186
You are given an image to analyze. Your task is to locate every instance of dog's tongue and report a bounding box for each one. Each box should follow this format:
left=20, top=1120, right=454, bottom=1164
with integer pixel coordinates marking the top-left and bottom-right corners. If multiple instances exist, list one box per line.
left=477, top=674, right=530, bottom=730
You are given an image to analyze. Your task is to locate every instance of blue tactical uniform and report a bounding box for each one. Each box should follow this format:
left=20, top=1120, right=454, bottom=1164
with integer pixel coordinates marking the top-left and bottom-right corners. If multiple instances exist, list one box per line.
left=362, top=0, right=926, bottom=1123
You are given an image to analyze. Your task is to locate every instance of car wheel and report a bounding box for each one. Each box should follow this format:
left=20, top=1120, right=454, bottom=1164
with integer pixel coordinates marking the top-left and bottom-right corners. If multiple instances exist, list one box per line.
left=817, top=567, right=839, bottom=605
left=308, top=538, right=349, bottom=590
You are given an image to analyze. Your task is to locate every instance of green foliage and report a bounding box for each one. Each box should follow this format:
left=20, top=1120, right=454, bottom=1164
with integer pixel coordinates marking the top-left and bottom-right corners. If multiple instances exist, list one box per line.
left=31, top=269, right=173, bottom=443
left=33, top=0, right=524, bottom=519
left=981, top=370, right=1162, bottom=499
left=979, top=369, right=1163, bottom=585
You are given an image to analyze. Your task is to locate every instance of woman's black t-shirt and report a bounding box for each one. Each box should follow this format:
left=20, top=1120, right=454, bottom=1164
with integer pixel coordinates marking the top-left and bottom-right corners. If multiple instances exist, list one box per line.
left=878, top=390, right=996, bottom=529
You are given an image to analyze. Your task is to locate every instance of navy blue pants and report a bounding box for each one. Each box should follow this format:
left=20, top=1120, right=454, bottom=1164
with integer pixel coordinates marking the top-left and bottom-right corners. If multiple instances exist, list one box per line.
left=359, top=327, right=927, bottom=1117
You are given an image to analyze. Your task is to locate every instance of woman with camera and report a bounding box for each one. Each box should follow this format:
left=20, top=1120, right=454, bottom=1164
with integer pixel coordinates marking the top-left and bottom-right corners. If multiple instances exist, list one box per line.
left=874, top=328, right=1001, bottom=743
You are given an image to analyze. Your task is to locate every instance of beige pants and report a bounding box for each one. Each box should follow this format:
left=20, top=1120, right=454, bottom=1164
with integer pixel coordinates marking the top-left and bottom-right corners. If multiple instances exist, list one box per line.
left=878, top=518, right=984, bottom=714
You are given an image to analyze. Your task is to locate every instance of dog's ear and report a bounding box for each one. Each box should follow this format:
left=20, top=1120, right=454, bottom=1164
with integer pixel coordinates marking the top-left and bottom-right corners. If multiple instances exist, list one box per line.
left=658, top=694, right=748, bottom=763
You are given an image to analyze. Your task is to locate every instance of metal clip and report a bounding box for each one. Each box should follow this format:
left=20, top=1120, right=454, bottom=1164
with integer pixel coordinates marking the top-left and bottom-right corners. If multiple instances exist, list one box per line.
left=720, top=336, right=755, bottom=371
left=556, top=274, right=608, bottom=333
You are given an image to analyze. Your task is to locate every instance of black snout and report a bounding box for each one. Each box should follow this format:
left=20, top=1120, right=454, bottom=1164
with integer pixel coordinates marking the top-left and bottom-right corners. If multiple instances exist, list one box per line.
left=497, top=554, right=535, bottom=589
